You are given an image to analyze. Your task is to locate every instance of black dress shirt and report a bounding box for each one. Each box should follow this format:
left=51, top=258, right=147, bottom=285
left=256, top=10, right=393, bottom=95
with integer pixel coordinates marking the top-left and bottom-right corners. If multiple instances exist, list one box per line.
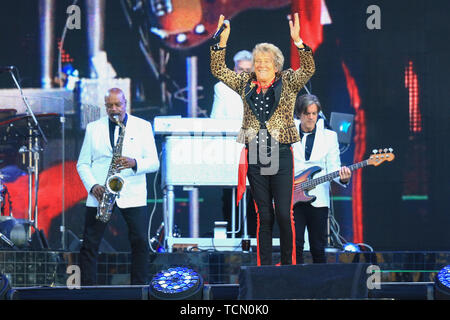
left=299, top=124, right=316, bottom=161
left=107, top=113, right=137, bottom=171
left=108, top=113, right=128, bottom=148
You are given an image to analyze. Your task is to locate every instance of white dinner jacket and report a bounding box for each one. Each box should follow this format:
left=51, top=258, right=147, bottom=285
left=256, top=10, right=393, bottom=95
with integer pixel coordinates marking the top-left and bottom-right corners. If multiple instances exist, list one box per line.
left=210, top=81, right=244, bottom=120
left=292, top=118, right=347, bottom=208
left=77, top=115, right=160, bottom=208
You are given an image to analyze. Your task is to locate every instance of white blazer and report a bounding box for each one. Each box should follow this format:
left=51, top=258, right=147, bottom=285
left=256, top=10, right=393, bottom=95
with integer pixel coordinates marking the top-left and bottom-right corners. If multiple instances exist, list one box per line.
left=292, top=118, right=346, bottom=208
left=77, top=115, right=160, bottom=208
left=210, top=81, right=244, bottom=120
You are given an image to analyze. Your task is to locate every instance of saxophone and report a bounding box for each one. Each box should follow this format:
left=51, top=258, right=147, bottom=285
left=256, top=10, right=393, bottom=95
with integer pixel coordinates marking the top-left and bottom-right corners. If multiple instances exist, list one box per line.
left=96, top=115, right=126, bottom=223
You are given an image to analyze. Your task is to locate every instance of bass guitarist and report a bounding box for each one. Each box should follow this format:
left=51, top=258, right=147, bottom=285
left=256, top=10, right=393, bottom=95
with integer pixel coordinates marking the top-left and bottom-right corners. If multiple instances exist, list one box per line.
left=292, top=94, right=351, bottom=264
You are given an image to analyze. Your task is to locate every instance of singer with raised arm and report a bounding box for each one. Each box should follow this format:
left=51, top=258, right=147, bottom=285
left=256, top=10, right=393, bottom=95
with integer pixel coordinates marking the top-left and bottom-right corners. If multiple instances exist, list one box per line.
left=210, top=14, right=315, bottom=266
left=76, top=88, right=159, bottom=285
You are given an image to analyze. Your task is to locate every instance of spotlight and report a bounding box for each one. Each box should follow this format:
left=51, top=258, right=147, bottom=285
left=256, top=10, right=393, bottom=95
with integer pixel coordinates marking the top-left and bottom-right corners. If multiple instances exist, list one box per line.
left=194, top=24, right=206, bottom=34
left=343, top=243, right=360, bottom=252
left=434, top=265, right=450, bottom=300
left=149, top=266, right=203, bottom=300
left=175, top=33, right=187, bottom=44
left=61, top=63, right=79, bottom=90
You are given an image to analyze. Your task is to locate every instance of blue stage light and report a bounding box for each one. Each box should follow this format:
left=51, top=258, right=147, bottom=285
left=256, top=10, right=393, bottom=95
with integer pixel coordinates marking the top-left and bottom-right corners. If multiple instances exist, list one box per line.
left=435, top=265, right=450, bottom=300
left=149, top=266, right=203, bottom=300
left=0, top=274, right=11, bottom=300
left=343, top=243, right=360, bottom=252
left=61, top=63, right=79, bottom=90
left=339, top=121, right=352, bottom=133
left=437, top=266, right=450, bottom=287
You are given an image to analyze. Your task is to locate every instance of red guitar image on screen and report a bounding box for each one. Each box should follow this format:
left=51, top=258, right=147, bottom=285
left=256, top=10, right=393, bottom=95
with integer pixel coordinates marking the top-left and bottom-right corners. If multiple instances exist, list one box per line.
left=148, top=0, right=290, bottom=49
left=293, top=148, right=395, bottom=205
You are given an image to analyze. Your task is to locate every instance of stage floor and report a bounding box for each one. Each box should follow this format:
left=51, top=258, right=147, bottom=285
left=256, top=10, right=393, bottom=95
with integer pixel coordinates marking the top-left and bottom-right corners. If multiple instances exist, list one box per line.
left=0, top=249, right=448, bottom=288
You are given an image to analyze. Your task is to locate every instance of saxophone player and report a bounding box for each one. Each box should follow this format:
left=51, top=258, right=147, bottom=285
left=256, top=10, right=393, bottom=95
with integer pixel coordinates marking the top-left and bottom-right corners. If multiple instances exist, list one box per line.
left=77, top=88, right=160, bottom=285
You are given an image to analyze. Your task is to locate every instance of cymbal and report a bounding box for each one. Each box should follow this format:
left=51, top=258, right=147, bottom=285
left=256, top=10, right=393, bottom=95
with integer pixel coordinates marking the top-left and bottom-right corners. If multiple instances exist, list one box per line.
left=0, top=108, right=17, bottom=121
left=0, top=112, right=60, bottom=129
left=0, top=113, right=61, bottom=141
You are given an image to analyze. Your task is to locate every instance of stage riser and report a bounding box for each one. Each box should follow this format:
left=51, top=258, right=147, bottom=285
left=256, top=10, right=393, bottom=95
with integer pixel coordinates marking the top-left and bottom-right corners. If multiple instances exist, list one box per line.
left=368, top=283, right=435, bottom=300
left=6, top=284, right=230, bottom=300
left=238, top=263, right=370, bottom=300
left=7, top=286, right=149, bottom=300
left=0, top=250, right=449, bottom=289
left=6, top=283, right=440, bottom=300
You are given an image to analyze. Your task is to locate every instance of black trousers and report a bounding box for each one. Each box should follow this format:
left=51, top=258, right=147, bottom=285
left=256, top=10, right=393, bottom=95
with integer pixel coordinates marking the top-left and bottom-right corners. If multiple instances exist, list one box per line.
left=247, top=146, right=295, bottom=266
left=79, top=205, right=150, bottom=285
left=293, top=202, right=328, bottom=264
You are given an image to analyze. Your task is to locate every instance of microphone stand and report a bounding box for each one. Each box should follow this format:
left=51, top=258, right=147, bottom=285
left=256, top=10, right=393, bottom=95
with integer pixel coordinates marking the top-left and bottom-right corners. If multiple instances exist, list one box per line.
left=8, top=68, right=47, bottom=239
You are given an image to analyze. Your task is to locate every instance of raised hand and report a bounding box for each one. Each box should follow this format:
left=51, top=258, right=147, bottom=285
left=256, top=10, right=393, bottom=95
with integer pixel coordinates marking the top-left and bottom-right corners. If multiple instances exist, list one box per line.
left=289, top=13, right=302, bottom=44
left=217, top=14, right=230, bottom=47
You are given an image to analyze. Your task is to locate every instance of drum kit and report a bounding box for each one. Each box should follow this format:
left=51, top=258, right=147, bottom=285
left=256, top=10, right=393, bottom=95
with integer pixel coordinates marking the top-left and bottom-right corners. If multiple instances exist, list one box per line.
left=0, top=170, right=29, bottom=250
left=0, top=176, right=25, bottom=248
left=0, top=113, right=56, bottom=250
left=0, top=66, right=57, bottom=250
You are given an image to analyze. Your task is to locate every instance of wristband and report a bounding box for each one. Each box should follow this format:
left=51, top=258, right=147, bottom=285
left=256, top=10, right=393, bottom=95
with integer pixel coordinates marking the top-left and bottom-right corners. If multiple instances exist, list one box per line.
left=294, top=39, right=303, bottom=47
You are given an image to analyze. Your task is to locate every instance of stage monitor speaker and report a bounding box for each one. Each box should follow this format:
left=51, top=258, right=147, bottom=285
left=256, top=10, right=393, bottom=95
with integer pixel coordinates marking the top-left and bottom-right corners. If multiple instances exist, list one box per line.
left=203, top=284, right=239, bottom=300
left=238, top=263, right=370, bottom=300
left=0, top=274, right=11, bottom=300
left=7, top=285, right=149, bottom=300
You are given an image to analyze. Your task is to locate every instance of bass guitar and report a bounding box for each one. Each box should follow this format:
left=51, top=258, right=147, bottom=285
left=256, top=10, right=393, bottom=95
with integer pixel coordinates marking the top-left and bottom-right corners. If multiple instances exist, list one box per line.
left=293, top=148, right=395, bottom=205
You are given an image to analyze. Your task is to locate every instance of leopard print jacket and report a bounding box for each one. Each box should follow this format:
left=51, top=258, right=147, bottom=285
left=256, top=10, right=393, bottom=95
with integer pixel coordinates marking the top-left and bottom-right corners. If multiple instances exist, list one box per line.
left=210, top=46, right=315, bottom=144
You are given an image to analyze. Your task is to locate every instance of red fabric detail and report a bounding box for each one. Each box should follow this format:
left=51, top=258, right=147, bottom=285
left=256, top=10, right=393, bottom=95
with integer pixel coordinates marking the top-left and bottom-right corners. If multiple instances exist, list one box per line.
left=291, top=0, right=323, bottom=69
left=236, top=147, right=248, bottom=206
left=290, top=146, right=297, bottom=265
left=3, top=161, right=87, bottom=237
left=251, top=78, right=275, bottom=94
left=254, top=200, right=261, bottom=266
left=342, top=62, right=365, bottom=244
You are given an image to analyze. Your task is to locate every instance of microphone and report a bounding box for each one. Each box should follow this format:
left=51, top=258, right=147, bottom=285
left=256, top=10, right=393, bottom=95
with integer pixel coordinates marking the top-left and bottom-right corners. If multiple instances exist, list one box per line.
left=0, top=66, right=14, bottom=73
left=213, top=20, right=229, bottom=40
